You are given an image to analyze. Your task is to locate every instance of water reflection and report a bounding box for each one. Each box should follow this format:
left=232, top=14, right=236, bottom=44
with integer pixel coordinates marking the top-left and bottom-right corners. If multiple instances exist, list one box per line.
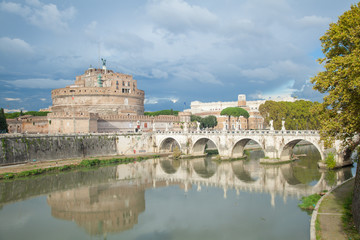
left=0, top=146, right=355, bottom=238
left=48, top=183, right=145, bottom=236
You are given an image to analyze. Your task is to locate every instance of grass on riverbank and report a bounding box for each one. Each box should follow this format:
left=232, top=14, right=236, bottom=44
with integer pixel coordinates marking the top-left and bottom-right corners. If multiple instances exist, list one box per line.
left=298, top=193, right=324, bottom=211
left=342, top=192, right=360, bottom=240
left=0, top=155, right=160, bottom=181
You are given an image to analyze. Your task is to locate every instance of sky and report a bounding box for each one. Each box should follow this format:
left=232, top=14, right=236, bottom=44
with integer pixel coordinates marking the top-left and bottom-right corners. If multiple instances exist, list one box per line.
left=0, top=0, right=357, bottom=112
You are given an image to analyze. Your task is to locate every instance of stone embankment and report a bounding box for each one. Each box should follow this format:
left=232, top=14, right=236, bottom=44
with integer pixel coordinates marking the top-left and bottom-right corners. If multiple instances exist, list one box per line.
left=0, top=134, right=123, bottom=166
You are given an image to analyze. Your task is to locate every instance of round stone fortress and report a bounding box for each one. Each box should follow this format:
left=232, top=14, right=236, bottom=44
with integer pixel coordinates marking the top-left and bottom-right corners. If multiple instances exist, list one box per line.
left=51, top=65, right=144, bottom=116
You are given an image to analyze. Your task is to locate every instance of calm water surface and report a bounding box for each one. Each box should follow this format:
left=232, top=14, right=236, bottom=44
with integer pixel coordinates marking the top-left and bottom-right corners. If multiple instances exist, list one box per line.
left=0, top=145, right=356, bottom=240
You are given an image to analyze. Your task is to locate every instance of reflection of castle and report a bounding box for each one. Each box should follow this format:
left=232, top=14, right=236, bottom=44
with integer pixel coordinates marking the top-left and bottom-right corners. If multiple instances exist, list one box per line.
left=47, top=182, right=146, bottom=236
left=45, top=158, right=352, bottom=236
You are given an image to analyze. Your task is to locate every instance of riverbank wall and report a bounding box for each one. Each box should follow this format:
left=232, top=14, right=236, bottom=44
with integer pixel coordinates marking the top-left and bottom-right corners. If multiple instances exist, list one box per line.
left=0, top=133, right=152, bottom=166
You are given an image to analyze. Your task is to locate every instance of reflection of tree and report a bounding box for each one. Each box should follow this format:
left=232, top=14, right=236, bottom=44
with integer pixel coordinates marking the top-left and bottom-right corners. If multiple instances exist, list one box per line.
left=47, top=183, right=145, bottom=236
left=291, top=145, right=321, bottom=185
left=160, top=159, right=180, bottom=174
left=232, top=161, right=257, bottom=183
left=191, top=157, right=217, bottom=178
left=325, top=170, right=336, bottom=186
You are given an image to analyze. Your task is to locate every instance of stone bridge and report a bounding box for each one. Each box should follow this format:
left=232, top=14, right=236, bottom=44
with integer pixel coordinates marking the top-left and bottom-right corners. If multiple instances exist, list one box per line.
left=151, top=130, right=348, bottom=165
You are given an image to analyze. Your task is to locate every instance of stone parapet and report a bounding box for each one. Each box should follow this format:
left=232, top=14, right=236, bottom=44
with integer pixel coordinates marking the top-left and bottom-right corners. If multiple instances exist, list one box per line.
left=99, top=114, right=180, bottom=122
left=48, top=112, right=99, bottom=119
left=52, top=87, right=145, bottom=97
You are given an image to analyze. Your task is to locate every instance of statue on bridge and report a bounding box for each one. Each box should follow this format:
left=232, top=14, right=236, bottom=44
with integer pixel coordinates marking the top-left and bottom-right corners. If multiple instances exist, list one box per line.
left=281, top=120, right=286, bottom=131
left=269, top=120, right=274, bottom=131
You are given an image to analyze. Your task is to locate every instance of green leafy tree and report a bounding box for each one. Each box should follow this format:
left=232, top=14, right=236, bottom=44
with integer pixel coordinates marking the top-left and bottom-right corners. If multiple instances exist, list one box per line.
left=190, top=115, right=218, bottom=129
left=220, top=107, right=249, bottom=130
left=311, top=3, right=360, bottom=149
left=0, top=108, right=8, bottom=133
left=202, top=115, right=218, bottom=129
left=310, top=3, right=360, bottom=232
left=259, top=100, right=320, bottom=130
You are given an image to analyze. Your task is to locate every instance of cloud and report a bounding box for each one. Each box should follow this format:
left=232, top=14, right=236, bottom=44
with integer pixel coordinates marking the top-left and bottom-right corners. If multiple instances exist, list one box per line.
left=145, top=96, right=179, bottom=105
left=172, top=67, right=223, bottom=85
left=297, top=15, right=331, bottom=28
left=3, top=78, right=73, bottom=89
left=147, top=0, right=218, bottom=34
left=151, top=69, right=168, bottom=79
left=0, top=37, right=34, bottom=56
left=4, top=97, right=21, bottom=101
left=0, top=1, right=76, bottom=32
left=241, top=67, right=277, bottom=81
left=4, top=108, right=26, bottom=113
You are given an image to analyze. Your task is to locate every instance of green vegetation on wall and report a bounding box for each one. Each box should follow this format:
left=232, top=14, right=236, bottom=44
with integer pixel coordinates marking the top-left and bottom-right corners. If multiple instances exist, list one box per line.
left=144, top=109, right=179, bottom=116
left=5, top=111, right=51, bottom=119
left=259, top=100, right=320, bottom=130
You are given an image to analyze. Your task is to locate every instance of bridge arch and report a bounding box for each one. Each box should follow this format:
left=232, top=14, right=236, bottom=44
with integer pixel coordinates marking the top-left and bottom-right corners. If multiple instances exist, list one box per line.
left=280, top=139, right=323, bottom=161
left=232, top=138, right=264, bottom=158
left=159, top=137, right=181, bottom=153
left=192, top=137, right=218, bottom=155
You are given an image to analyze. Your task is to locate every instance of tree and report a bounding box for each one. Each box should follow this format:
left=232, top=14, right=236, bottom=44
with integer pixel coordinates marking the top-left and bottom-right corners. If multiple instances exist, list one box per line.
left=259, top=100, right=320, bottom=130
left=202, top=115, right=218, bottom=129
left=190, top=115, right=218, bottom=129
left=311, top=3, right=360, bottom=147
left=220, top=107, right=249, bottom=130
left=310, top=3, right=360, bottom=232
left=0, top=108, right=8, bottom=133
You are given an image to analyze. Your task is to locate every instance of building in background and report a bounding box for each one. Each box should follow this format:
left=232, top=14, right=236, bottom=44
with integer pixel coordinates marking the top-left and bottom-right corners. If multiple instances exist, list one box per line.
left=185, top=94, right=264, bottom=130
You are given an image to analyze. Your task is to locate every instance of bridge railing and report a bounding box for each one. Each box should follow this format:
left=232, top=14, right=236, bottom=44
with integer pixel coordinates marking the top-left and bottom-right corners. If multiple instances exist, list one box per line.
left=154, top=130, right=319, bottom=135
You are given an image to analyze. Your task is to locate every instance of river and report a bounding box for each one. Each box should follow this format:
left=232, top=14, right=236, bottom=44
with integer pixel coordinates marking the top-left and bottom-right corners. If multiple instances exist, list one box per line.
left=0, top=145, right=356, bottom=240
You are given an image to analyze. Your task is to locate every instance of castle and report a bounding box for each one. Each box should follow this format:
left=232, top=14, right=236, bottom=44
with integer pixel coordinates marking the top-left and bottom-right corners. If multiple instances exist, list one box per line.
left=7, top=61, right=268, bottom=134
left=8, top=61, right=190, bottom=134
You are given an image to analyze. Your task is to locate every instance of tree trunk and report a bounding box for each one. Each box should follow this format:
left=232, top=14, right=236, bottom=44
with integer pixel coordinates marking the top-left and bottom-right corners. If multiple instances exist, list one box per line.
left=352, top=161, right=360, bottom=233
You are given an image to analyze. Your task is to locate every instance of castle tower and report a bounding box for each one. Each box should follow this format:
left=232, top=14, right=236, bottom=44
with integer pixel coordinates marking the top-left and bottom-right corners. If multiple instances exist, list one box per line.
left=238, top=94, right=246, bottom=107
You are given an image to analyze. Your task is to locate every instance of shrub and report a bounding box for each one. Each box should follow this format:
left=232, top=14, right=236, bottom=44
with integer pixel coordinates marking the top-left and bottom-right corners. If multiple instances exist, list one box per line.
left=172, top=146, right=181, bottom=159
left=298, top=193, right=322, bottom=211
left=80, top=159, right=100, bottom=167
left=325, top=152, right=336, bottom=169
left=59, top=165, right=71, bottom=171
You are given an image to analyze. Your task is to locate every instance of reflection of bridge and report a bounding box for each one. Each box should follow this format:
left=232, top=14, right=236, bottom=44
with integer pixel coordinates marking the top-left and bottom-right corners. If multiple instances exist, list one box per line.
left=116, top=158, right=352, bottom=207
left=152, top=130, right=348, bottom=164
